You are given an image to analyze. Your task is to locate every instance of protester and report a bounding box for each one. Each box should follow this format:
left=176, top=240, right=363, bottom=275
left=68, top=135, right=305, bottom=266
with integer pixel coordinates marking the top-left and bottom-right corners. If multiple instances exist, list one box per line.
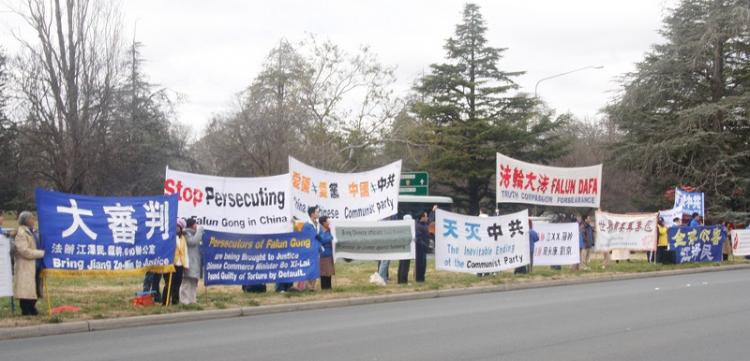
left=415, top=211, right=430, bottom=282
left=582, top=216, right=593, bottom=269
left=318, top=215, right=335, bottom=290
left=722, top=221, right=733, bottom=261
left=514, top=219, right=539, bottom=274
left=163, top=218, right=188, bottom=305
left=673, top=217, right=682, bottom=226
left=300, top=205, right=321, bottom=291
left=689, top=212, right=701, bottom=227
left=180, top=217, right=203, bottom=304
left=142, top=272, right=162, bottom=302
left=375, top=259, right=390, bottom=284
left=573, top=215, right=592, bottom=271
left=397, top=214, right=414, bottom=284
left=13, top=211, right=44, bottom=316
left=656, top=217, right=669, bottom=264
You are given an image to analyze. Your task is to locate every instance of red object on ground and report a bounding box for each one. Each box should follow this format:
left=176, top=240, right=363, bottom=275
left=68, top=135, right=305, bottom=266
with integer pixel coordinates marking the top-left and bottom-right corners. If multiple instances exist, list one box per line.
left=50, top=305, right=81, bottom=315
left=131, top=294, right=155, bottom=307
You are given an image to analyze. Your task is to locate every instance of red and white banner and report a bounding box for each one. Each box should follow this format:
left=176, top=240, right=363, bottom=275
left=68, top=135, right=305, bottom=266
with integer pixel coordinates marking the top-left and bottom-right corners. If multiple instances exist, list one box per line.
left=496, top=152, right=602, bottom=208
left=730, top=230, right=750, bottom=256
left=164, top=168, right=292, bottom=234
left=289, top=158, right=401, bottom=221
left=594, top=211, right=657, bottom=251
left=532, top=222, right=580, bottom=266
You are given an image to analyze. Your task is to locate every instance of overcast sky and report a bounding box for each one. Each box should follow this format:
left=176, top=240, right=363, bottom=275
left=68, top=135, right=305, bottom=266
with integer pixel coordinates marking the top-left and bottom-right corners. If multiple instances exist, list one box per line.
left=2, top=0, right=678, bottom=134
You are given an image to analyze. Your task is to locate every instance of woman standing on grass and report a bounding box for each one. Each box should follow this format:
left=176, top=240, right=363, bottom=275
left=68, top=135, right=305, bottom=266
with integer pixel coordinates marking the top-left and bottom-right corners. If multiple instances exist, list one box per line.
left=13, top=211, right=45, bottom=316
left=318, top=216, right=335, bottom=290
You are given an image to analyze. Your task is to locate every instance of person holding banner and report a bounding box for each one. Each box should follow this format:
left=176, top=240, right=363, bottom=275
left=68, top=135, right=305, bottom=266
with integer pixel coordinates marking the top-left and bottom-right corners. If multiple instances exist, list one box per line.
left=415, top=212, right=431, bottom=283
left=298, top=206, right=321, bottom=291
left=573, top=215, right=592, bottom=271
left=397, top=214, right=414, bottom=284
left=180, top=218, right=203, bottom=304
left=13, top=211, right=44, bottom=316
left=163, top=218, right=188, bottom=306
left=656, top=217, right=669, bottom=264
left=689, top=213, right=702, bottom=227
left=514, top=219, right=539, bottom=274
left=318, top=216, right=335, bottom=290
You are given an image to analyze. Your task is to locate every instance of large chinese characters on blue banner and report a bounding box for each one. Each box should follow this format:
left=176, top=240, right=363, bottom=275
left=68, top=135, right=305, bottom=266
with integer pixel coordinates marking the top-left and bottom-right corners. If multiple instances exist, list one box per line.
left=201, top=228, right=320, bottom=286
left=36, top=189, right=177, bottom=274
left=667, top=225, right=725, bottom=264
left=673, top=188, right=705, bottom=218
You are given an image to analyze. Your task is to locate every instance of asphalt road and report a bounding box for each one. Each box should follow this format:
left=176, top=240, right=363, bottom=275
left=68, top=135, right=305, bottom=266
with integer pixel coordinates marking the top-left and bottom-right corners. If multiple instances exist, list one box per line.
left=3, top=269, right=749, bottom=361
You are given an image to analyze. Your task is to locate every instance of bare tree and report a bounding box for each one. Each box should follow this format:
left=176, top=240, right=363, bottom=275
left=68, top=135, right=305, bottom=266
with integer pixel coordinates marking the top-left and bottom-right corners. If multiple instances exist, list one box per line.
left=13, top=0, right=123, bottom=193
left=193, top=38, right=402, bottom=176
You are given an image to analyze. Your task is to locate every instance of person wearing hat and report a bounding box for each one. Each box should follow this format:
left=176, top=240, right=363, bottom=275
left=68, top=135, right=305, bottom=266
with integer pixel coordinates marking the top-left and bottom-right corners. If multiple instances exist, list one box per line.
left=163, top=218, right=188, bottom=305
left=180, top=217, right=203, bottom=304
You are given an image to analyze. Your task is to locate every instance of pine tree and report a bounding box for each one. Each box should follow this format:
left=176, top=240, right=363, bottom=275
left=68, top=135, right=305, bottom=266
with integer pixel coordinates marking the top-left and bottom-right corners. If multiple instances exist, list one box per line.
left=413, top=3, right=566, bottom=214
left=606, top=0, right=750, bottom=220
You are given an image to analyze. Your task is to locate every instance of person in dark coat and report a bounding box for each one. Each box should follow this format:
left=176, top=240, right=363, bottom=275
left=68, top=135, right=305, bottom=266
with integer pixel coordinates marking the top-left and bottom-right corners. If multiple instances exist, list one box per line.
left=415, top=211, right=431, bottom=282
left=318, top=216, right=335, bottom=289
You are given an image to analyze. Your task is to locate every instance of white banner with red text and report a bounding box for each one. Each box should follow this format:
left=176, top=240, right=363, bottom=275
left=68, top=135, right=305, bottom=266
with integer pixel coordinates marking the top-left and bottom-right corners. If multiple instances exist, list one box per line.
left=288, top=158, right=401, bottom=221
left=532, top=222, right=580, bottom=266
left=496, top=152, right=602, bottom=208
left=730, top=229, right=750, bottom=256
left=164, top=168, right=292, bottom=234
left=594, top=211, right=657, bottom=251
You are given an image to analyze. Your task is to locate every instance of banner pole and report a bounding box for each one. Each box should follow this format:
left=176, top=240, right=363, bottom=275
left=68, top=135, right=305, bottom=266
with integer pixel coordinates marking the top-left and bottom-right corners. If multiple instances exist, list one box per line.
left=44, top=274, right=51, bottom=315
left=10, top=296, right=14, bottom=316
left=165, top=272, right=173, bottom=306
left=204, top=282, right=208, bottom=305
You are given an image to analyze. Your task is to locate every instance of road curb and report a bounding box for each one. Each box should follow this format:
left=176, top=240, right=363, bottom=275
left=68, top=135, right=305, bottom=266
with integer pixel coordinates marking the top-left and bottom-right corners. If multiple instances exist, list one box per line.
left=2, top=263, right=748, bottom=341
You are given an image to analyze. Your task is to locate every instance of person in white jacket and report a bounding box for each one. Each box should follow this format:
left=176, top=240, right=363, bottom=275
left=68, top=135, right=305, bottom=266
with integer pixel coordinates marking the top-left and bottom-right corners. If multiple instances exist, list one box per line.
left=180, top=217, right=203, bottom=304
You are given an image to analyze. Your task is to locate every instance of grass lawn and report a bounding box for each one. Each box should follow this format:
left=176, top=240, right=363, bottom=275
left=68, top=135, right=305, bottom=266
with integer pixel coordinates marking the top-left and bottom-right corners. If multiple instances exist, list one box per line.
left=1, top=252, right=746, bottom=328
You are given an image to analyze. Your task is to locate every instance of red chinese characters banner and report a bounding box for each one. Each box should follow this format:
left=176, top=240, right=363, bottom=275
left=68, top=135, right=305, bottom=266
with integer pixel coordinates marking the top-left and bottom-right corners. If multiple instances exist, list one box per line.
left=496, top=152, right=602, bottom=208
left=289, top=157, right=401, bottom=221
left=594, top=211, right=658, bottom=251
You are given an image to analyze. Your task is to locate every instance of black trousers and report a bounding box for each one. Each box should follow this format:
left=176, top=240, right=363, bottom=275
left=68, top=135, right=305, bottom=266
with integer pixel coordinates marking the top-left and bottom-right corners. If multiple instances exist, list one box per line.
left=19, top=299, right=38, bottom=316
left=242, top=284, right=267, bottom=293
left=143, top=272, right=162, bottom=302
left=415, top=244, right=427, bottom=282
left=321, top=276, right=332, bottom=289
left=397, top=260, right=410, bottom=284
left=656, top=246, right=670, bottom=264
left=162, top=266, right=183, bottom=306
left=275, top=282, right=293, bottom=292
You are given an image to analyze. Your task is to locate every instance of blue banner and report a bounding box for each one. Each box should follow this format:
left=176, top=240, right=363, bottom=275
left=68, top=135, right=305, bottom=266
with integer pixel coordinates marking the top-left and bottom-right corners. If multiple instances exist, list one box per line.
left=201, top=228, right=319, bottom=286
left=673, top=188, right=705, bottom=217
left=36, top=188, right=177, bottom=273
left=667, top=225, right=725, bottom=264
